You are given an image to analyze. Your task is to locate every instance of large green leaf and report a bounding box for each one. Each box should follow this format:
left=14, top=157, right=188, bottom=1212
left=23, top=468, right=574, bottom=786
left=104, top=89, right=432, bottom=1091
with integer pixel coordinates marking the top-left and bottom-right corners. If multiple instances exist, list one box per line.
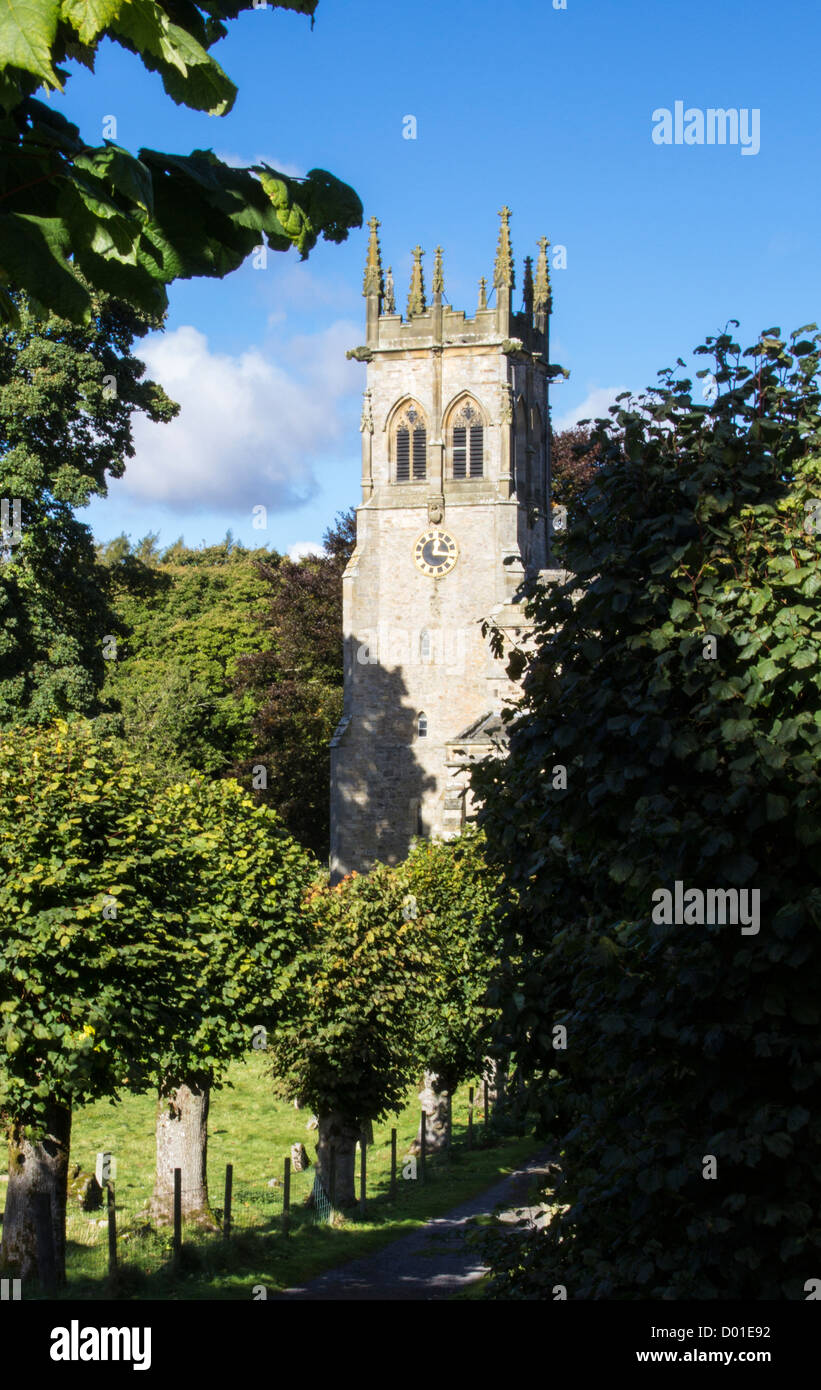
left=0, top=5, right=362, bottom=319
left=59, top=0, right=123, bottom=44
left=74, top=144, right=154, bottom=214
left=0, top=0, right=60, bottom=86
left=0, top=212, right=89, bottom=318
left=110, top=0, right=236, bottom=115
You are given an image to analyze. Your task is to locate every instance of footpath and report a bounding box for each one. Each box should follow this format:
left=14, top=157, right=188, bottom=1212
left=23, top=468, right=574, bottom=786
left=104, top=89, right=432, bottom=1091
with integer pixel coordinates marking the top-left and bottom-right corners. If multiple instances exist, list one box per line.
left=275, top=1147, right=552, bottom=1301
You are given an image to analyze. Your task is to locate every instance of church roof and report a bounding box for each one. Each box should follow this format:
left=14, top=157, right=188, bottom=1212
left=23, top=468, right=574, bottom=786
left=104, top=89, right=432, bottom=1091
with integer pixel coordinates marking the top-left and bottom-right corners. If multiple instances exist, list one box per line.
left=448, top=711, right=507, bottom=746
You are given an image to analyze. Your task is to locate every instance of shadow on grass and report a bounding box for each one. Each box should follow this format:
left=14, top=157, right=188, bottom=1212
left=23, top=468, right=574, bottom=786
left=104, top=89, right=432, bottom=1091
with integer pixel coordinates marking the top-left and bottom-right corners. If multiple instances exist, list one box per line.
left=33, top=1131, right=539, bottom=1301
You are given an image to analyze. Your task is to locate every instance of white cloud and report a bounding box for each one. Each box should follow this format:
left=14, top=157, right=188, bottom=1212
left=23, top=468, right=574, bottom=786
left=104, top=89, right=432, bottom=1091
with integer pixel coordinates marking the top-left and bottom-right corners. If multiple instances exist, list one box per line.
left=288, top=541, right=326, bottom=562
left=215, top=150, right=304, bottom=178
left=257, top=260, right=358, bottom=316
left=553, top=385, right=629, bottom=433
left=122, top=321, right=361, bottom=512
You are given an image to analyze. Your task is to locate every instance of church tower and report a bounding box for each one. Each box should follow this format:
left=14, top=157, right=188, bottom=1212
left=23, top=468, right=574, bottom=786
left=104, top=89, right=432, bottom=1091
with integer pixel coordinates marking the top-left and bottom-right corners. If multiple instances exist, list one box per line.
left=329, top=209, right=555, bottom=878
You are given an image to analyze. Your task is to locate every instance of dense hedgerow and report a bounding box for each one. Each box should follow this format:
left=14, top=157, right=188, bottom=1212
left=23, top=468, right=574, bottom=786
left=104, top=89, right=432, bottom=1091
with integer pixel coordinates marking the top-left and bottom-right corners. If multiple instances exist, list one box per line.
left=475, top=325, right=821, bottom=1298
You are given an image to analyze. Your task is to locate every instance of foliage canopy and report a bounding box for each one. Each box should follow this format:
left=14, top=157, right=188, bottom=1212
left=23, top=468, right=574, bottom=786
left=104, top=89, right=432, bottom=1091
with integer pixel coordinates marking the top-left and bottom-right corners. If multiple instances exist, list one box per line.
left=269, top=829, right=502, bottom=1121
left=0, top=720, right=315, bottom=1128
left=0, top=2, right=362, bottom=321
left=100, top=533, right=276, bottom=779
left=0, top=289, right=176, bottom=724
left=475, top=323, right=821, bottom=1298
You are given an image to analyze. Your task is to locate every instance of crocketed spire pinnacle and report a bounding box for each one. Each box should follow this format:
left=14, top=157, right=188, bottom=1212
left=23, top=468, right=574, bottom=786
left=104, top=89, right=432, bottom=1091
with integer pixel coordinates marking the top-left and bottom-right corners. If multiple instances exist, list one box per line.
left=493, top=206, right=514, bottom=289
left=523, top=255, right=534, bottom=314
left=407, top=245, right=427, bottom=316
left=432, top=245, right=444, bottom=298
left=534, top=235, right=552, bottom=313
left=362, top=215, right=383, bottom=297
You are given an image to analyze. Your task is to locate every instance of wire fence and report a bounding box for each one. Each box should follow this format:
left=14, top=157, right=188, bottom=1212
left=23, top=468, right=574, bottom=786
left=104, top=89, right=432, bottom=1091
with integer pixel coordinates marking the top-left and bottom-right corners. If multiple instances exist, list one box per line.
left=8, top=1081, right=509, bottom=1296
left=60, top=1162, right=322, bottom=1286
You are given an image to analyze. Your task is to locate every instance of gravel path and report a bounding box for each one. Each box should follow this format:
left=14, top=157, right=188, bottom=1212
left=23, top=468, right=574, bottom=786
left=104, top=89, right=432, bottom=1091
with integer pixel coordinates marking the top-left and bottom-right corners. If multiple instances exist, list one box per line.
left=274, top=1147, right=552, bottom=1301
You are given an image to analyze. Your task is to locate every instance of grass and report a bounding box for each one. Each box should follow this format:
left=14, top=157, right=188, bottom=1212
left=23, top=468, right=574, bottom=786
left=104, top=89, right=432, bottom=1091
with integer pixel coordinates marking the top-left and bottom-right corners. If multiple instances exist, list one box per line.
left=0, top=1054, right=539, bottom=1300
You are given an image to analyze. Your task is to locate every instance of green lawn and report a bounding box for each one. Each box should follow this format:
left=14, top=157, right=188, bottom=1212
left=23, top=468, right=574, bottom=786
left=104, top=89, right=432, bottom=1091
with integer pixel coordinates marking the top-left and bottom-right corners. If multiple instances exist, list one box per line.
left=1, top=1055, right=538, bottom=1300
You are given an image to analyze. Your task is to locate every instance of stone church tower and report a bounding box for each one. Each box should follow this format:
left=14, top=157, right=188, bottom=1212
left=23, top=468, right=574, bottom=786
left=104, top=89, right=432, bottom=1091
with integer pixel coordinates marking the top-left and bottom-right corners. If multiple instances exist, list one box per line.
left=329, top=208, right=556, bottom=879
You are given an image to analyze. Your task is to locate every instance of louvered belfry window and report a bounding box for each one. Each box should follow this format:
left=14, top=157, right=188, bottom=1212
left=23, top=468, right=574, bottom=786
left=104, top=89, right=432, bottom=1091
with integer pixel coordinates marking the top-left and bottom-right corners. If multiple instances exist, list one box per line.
left=412, top=425, right=426, bottom=478
left=394, top=404, right=426, bottom=482
left=451, top=401, right=484, bottom=478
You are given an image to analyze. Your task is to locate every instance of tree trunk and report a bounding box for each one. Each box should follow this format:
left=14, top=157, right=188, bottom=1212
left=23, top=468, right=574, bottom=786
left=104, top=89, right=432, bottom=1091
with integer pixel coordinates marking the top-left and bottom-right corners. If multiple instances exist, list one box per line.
left=411, top=1071, right=450, bottom=1154
left=0, top=1103, right=71, bottom=1287
left=149, top=1081, right=218, bottom=1230
left=315, top=1112, right=360, bottom=1208
left=483, top=1055, right=509, bottom=1118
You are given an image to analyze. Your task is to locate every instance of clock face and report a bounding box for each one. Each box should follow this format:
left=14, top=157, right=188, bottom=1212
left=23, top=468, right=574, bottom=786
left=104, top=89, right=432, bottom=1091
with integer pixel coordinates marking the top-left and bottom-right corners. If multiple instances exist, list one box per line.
left=414, top=529, right=459, bottom=578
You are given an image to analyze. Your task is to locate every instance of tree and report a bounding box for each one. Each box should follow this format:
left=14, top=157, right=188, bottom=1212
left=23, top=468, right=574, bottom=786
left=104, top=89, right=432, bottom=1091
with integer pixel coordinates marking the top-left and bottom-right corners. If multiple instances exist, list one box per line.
left=548, top=425, right=601, bottom=562
left=550, top=425, right=601, bottom=509
left=96, top=512, right=352, bottom=844
left=144, top=771, right=314, bottom=1227
left=404, top=829, right=505, bottom=1153
left=0, top=721, right=189, bottom=1281
left=0, top=719, right=314, bottom=1279
left=100, top=534, right=277, bottom=781
left=0, top=3, right=362, bottom=323
left=268, top=831, right=502, bottom=1199
left=474, top=324, right=821, bottom=1298
left=0, top=288, right=177, bottom=724
left=268, top=862, right=433, bottom=1205
left=234, top=509, right=355, bottom=855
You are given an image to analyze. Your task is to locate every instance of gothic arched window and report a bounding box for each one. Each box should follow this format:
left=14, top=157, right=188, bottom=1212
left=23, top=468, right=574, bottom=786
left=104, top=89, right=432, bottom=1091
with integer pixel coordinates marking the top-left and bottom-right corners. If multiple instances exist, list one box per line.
left=419, top=630, right=432, bottom=663
left=447, top=396, right=485, bottom=479
left=392, top=401, right=427, bottom=482
left=417, top=712, right=428, bottom=738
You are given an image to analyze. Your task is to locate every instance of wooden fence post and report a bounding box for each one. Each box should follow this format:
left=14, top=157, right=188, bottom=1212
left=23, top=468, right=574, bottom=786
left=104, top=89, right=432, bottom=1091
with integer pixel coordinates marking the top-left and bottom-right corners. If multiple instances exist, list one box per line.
left=283, top=1155, right=291, bottom=1237
left=468, top=1086, right=474, bottom=1150
left=420, top=1109, right=427, bottom=1184
left=483, top=1078, right=489, bottom=1135
left=173, top=1167, right=182, bottom=1265
left=223, top=1163, right=233, bottom=1240
left=329, top=1148, right=337, bottom=1211
left=107, top=1181, right=117, bottom=1275
left=390, top=1128, right=397, bottom=1201
left=446, top=1093, right=452, bottom=1155
left=359, top=1132, right=367, bottom=1218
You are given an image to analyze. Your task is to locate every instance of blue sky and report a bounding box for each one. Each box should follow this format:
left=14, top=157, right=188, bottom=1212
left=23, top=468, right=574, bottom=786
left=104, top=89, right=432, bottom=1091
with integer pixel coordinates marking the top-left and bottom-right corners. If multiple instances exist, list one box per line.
left=65, top=0, right=821, bottom=555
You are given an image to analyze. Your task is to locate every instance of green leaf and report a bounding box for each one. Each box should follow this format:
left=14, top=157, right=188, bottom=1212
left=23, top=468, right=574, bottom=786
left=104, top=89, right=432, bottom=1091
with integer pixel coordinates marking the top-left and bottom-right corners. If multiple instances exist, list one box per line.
left=791, top=648, right=817, bottom=670
left=0, top=213, right=90, bottom=321
left=110, top=1, right=236, bottom=115
left=0, top=0, right=60, bottom=86
left=762, top=1133, right=792, bottom=1158
left=59, top=0, right=123, bottom=44
left=74, top=144, right=154, bottom=214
